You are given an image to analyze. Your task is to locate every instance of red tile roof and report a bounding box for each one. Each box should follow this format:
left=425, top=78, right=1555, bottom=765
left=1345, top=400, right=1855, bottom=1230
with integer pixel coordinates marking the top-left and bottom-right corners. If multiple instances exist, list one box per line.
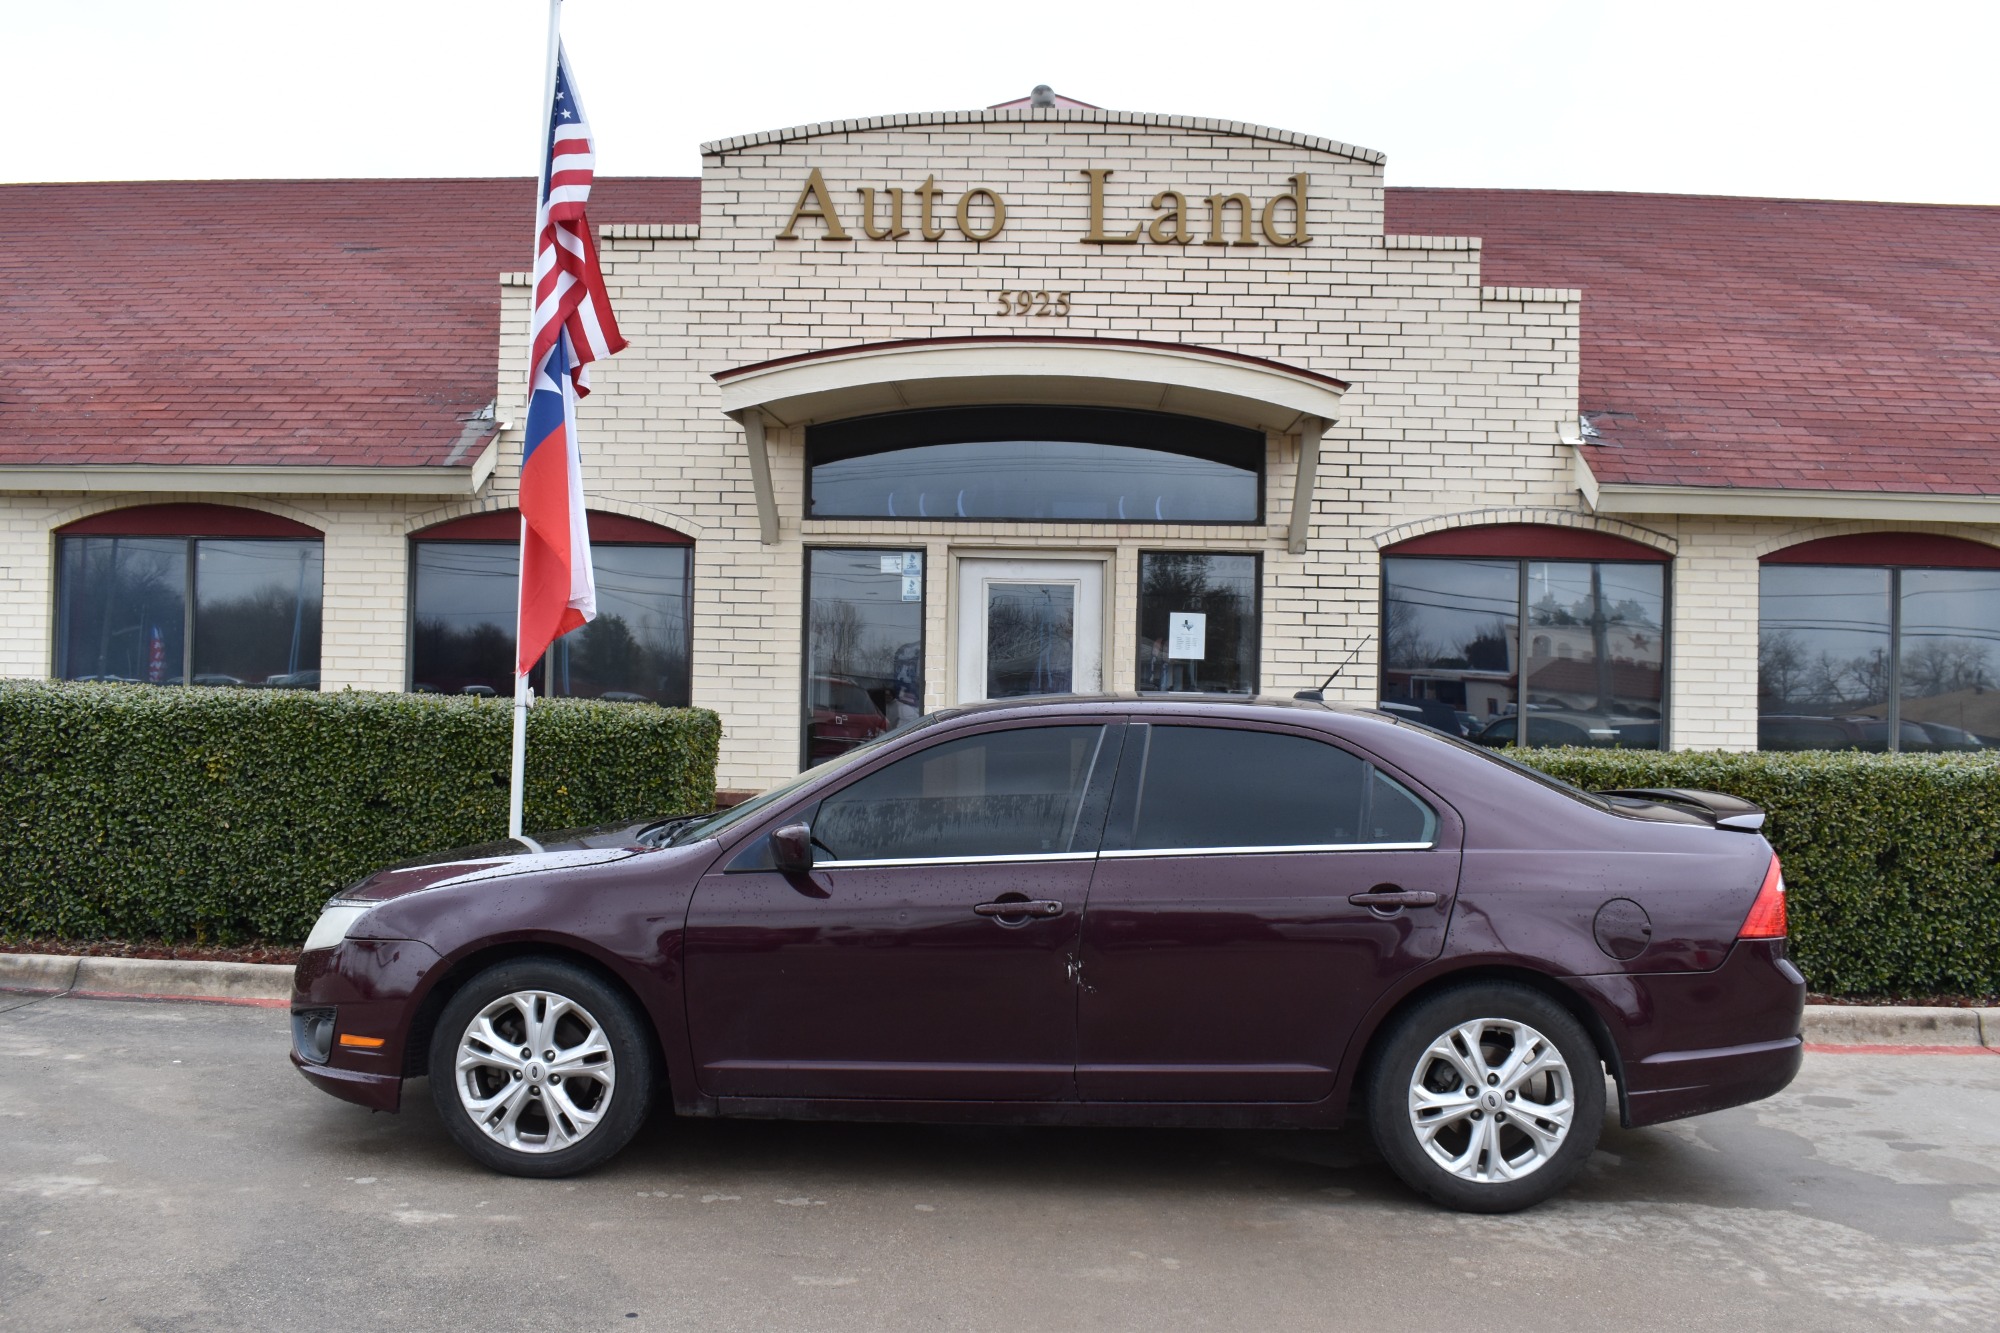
left=1386, top=188, right=2000, bottom=494
left=6, top=177, right=1996, bottom=497
left=0, top=178, right=696, bottom=468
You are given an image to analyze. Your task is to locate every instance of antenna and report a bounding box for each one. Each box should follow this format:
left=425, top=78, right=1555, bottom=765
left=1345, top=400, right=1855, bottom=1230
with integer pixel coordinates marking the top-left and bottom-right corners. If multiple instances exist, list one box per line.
left=1293, top=636, right=1371, bottom=703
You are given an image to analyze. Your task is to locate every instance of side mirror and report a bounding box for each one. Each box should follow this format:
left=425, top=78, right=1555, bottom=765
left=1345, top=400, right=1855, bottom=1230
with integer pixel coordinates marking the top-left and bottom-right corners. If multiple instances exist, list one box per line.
left=770, top=822, right=813, bottom=875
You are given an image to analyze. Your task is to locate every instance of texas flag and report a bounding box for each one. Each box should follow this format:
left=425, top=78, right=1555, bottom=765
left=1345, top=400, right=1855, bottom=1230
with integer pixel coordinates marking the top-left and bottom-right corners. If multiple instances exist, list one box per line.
left=517, top=37, right=623, bottom=677
left=517, top=328, right=595, bottom=675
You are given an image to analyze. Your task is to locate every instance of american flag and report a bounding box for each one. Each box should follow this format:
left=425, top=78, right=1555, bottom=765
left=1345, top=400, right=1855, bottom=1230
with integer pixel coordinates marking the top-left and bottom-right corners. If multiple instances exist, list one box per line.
left=531, top=42, right=624, bottom=396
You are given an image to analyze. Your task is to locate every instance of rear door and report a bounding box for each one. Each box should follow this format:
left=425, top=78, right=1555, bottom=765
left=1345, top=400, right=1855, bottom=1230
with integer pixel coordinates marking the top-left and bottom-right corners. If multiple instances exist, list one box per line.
left=685, top=721, right=1119, bottom=1101
left=1075, top=721, right=1462, bottom=1103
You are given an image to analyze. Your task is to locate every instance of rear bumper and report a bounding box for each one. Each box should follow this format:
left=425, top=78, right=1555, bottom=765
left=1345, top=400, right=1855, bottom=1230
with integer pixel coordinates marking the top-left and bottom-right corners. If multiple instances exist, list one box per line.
left=1623, top=1035, right=1803, bottom=1127
left=1567, top=938, right=1807, bottom=1128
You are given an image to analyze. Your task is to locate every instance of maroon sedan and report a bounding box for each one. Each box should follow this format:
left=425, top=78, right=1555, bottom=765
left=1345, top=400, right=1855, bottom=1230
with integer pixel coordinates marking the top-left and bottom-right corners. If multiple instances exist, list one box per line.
left=291, top=696, right=1802, bottom=1212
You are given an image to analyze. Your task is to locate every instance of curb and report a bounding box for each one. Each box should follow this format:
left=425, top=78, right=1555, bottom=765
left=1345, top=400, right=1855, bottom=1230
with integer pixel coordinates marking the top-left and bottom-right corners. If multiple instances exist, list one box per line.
left=0, top=953, right=294, bottom=1003
left=2, top=953, right=1998, bottom=1048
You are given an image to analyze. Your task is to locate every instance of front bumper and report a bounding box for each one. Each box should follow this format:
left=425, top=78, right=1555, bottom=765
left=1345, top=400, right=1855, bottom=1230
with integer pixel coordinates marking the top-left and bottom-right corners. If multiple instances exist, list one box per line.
left=289, top=936, right=443, bottom=1113
left=1567, top=938, right=1807, bottom=1128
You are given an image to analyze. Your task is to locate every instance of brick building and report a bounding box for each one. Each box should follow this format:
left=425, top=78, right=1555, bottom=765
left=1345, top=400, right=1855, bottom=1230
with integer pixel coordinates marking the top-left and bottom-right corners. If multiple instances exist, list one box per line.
left=6, top=102, right=2000, bottom=790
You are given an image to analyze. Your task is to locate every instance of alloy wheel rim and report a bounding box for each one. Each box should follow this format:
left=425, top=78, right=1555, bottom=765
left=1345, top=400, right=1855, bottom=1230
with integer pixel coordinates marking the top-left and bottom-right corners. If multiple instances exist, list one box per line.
left=1407, top=1017, right=1574, bottom=1184
left=454, top=989, right=616, bottom=1154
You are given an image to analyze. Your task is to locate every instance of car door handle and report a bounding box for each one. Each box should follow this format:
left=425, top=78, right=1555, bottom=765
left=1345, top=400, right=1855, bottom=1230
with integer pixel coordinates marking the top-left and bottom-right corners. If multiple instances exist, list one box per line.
left=974, top=899, right=1064, bottom=918
left=1348, top=889, right=1439, bottom=909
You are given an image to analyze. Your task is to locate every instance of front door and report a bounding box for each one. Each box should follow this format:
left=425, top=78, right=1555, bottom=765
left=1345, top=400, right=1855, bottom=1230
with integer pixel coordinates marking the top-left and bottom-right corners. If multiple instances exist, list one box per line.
left=956, top=558, right=1104, bottom=703
left=685, top=721, right=1121, bottom=1102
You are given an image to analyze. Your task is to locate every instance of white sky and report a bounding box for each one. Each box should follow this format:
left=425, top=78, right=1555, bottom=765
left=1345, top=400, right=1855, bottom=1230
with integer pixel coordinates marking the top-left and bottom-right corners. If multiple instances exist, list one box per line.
left=7, top=0, right=1995, bottom=204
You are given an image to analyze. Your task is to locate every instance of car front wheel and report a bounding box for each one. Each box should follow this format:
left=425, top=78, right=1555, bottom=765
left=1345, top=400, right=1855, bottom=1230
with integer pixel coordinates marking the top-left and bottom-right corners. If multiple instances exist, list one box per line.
left=428, top=958, right=655, bottom=1178
left=1367, top=983, right=1606, bottom=1212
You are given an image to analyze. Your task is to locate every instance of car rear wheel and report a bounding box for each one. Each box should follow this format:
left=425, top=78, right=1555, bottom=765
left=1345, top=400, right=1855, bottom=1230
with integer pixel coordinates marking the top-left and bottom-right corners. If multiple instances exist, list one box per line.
left=1366, top=983, right=1605, bottom=1212
left=428, top=958, right=654, bottom=1178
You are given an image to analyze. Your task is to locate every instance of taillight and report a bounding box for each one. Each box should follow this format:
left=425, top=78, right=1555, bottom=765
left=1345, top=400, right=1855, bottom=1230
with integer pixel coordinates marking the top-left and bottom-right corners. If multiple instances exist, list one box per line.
left=1740, top=854, right=1787, bottom=939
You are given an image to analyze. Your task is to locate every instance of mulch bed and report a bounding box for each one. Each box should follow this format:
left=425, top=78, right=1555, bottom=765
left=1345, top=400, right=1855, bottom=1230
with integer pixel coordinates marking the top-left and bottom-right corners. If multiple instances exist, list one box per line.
left=1807, top=991, right=1996, bottom=1008
left=0, top=938, right=301, bottom=966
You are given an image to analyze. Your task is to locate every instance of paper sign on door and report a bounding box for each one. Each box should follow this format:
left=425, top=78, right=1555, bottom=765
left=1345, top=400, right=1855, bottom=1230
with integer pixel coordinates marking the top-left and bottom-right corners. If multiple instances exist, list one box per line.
left=1167, top=612, right=1207, bottom=660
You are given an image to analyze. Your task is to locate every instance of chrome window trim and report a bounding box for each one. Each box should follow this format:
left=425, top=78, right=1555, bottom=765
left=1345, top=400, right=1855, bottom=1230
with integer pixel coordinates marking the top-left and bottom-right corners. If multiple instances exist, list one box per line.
left=816, top=850, right=1099, bottom=871
left=1100, top=841, right=1435, bottom=859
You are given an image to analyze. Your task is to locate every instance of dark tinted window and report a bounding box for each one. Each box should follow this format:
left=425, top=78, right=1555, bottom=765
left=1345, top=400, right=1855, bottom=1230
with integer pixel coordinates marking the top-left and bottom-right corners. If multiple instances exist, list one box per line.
left=804, top=549, right=924, bottom=766
left=56, top=535, right=321, bottom=689
left=813, top=725, right=1107, bottom=861
left=1136, top=552, right=1259, bottom=694
left=808, top=407, right=1262, bottom=522
left=410, top=542, right=692, bottom=703
left=1123, top=726, right=1435, bottom=851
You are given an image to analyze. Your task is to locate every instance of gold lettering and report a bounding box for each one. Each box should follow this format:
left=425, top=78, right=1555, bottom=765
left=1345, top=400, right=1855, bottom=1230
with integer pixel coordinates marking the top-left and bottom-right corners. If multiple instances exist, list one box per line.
left=1148, top=190, right=1192, bottom=244
left=916, top=175, right=946, bottom=241
left=1081, top=168, right=1141, bottom=244
left=1260, top=173, right=1311, bottom=247
left=955, top=187, right=1006, bottom=242
left=1203, top=193, right=1256, bottom=246
left=777, top=168, right=850, bottom=241
left=857, top=187, right=909, bottom=240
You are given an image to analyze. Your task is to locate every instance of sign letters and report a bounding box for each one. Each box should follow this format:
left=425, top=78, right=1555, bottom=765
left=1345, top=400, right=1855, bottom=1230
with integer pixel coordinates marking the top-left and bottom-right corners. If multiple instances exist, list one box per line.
left=774, top=168, right=1311, bottom=248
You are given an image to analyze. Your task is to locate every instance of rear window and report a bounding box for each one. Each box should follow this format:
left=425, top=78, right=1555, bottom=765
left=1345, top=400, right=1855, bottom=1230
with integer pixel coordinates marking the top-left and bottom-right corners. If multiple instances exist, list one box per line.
left=1117, top=725, right=1438, bottom=852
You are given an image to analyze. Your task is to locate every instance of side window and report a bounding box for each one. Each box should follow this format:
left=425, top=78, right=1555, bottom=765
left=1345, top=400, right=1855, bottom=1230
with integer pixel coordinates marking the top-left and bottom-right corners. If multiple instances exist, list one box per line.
left=813, top=725, right=1108, bottom=862
left=1121, top=726, right=1436, bottom=852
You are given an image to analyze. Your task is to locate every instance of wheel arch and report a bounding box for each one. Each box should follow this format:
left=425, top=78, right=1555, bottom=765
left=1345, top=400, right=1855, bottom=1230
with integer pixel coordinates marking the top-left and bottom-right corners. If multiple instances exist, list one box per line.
left=1342, top=963, right=1631, bottom=1128
left=404, top=939, right=670, bottom=1090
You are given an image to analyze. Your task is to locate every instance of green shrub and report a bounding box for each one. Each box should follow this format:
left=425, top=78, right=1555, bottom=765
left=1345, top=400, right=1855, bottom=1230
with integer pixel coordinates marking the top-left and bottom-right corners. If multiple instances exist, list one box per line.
left=0, top=681, right=720, bottom=946
left=1515, top=747, right=2000, bottom=997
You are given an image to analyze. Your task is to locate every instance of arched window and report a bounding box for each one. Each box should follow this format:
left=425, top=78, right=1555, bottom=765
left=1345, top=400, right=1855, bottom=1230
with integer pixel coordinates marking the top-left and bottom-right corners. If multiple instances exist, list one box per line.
left=408, top=510, right=694, bottom=704
left=1378, top=525, right=1671, bottom=750
left=806, top=406, right=1264, bottom=523
left=1758, top=533, right=2000, bottom=752
left=54, top=504, right=324, bottom=689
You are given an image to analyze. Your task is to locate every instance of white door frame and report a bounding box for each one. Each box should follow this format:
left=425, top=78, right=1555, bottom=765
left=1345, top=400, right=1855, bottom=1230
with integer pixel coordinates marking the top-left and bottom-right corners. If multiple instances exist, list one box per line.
left=953, top=554, right=1107, bottom=704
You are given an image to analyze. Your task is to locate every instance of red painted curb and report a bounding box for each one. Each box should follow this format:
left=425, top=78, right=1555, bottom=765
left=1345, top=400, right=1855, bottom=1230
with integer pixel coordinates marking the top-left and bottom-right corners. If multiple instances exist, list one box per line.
left=47, top=984, right=290, bottom=1008
left=1804, top=1042, right=1997, bottom=1056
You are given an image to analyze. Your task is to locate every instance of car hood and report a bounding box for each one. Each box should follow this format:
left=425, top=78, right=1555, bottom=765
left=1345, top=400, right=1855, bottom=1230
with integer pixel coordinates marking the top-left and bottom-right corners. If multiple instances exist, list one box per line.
left=337, top=817, right=700, bottom=906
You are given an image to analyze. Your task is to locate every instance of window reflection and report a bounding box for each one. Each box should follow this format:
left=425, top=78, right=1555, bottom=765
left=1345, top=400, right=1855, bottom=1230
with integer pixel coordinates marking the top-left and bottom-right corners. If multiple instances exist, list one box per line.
left=808, top=407, right=1262, bottom=523
left=987, top=583, right=1074, bottom=697
left=805, top=549, right=924, bottom=766
left=1136, top=553, right=1258, bottom=694
left=56, top=537, right=189, bottom=684
left=409, top=542, right=691, bottom=704
left=1759, top=563, right=2000, bottom=750
left=1380, top=556, right=1667, bottom=749
left=193, top=541, right=324, bottom=688
left=56, top=536, right=322, bottom=689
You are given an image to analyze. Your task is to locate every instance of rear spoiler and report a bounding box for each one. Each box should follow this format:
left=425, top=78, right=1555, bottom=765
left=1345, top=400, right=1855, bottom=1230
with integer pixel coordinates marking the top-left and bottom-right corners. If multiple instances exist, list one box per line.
left=1594, top=787, right=1767, bottom=832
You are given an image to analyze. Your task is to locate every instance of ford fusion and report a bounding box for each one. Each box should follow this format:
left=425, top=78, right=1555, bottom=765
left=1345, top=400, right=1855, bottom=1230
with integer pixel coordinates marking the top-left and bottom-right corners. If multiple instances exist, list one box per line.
left=291, top=696, right=1803, bottom=1212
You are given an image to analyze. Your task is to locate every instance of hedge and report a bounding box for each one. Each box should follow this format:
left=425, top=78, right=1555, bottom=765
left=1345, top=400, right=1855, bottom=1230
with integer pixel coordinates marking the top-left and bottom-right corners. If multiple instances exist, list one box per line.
left=1516, top=747, right=2000, bottom=997
left=0, top=681, right=721, bottom=946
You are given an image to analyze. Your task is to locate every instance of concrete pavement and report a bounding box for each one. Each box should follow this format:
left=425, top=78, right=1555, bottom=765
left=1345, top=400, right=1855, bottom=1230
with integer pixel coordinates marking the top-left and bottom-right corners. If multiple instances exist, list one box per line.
left=1, top=992, right=1996, bottom=1331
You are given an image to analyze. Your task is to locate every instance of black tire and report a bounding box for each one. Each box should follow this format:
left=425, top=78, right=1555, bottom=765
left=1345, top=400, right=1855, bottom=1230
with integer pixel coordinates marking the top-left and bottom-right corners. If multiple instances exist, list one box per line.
left=428, top=958, right=655, bottom=1178
left=1366, top=983, right=1605, bottom=1212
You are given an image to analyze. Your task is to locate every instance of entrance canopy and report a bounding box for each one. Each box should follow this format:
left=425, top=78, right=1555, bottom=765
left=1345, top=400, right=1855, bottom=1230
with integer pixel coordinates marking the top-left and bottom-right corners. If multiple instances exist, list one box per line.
left=714, top=336, right=1349, bottom=550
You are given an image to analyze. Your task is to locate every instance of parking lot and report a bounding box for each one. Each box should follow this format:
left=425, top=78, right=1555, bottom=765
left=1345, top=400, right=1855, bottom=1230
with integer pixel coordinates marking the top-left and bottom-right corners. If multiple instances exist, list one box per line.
left=2, top=993, right=1997, bottom=1332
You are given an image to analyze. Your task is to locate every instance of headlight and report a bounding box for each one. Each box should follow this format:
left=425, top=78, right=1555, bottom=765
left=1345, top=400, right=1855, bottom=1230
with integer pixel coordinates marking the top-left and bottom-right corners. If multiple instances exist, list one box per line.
left=302, top=901, right=372, bottom=953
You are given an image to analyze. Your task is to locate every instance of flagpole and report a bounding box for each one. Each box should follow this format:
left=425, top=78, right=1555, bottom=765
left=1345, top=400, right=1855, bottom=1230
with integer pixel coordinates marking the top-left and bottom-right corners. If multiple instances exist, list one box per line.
left=509, top=0, right=565, bottom=843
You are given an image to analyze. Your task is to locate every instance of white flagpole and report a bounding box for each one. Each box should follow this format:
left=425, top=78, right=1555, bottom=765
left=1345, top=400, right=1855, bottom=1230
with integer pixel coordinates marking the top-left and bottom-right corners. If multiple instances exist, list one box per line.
left=509, top=0, right=565, bottom=843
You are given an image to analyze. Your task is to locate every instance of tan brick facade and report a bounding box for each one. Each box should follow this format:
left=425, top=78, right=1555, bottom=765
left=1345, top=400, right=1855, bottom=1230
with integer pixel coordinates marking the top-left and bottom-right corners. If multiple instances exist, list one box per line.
left=8, top=108, right=1999, bottom=790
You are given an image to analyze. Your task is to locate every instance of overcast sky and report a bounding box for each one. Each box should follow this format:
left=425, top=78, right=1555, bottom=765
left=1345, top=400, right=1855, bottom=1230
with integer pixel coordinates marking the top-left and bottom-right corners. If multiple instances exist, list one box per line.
left=7, top=0, right=1993, bottom=204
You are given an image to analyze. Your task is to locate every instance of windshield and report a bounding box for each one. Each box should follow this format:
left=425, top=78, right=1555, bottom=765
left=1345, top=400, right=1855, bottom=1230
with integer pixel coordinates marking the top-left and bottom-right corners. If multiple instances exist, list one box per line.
left=664, top=710, right=954, bottom=846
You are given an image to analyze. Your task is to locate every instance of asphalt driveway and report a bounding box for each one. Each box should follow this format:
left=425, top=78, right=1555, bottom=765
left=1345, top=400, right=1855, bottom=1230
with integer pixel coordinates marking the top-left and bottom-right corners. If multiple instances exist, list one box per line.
left=2, top=993, right=1997, bottom=1331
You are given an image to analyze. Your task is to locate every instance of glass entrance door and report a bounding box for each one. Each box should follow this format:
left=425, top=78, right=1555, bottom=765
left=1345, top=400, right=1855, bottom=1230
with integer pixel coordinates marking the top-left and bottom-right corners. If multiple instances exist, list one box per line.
left=956, top=558, right=1104, bottom=703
